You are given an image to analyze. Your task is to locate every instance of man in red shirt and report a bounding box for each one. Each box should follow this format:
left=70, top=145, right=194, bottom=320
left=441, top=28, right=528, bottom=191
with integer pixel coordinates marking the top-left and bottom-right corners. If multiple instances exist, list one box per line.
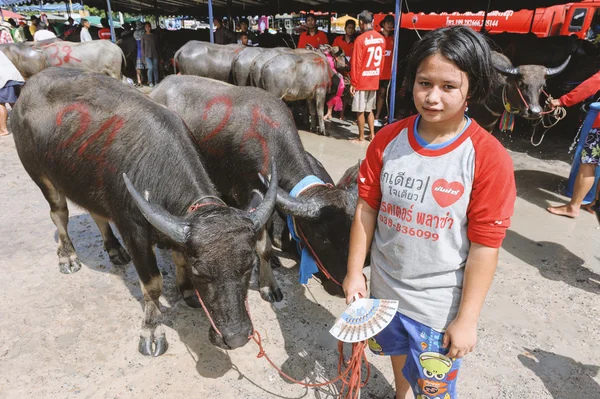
left=350, top=10, right=385, bottom=142
left=548, top=71, right=600, bottom=220
left=298, top=13, right=329, bottom=49
left=332, top=19, right=356, bottom=63
left=375, top=14, right=395, bottom=127
left=332, top=19, right=356, bottom=120
left=98, top=18, right=112, bottom=40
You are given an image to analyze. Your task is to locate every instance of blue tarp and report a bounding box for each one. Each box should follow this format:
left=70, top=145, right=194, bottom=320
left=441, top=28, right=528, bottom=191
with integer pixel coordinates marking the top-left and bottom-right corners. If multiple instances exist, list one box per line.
left=15, top=3, right=84, bottom=12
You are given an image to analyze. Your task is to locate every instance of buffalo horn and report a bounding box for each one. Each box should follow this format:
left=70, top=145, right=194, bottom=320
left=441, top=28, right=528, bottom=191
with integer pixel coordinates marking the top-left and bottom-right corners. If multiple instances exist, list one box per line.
left=494, top=64, right=520, bottom=77
left=276, top=188, right=323, bottom=220
left=546, top=56, right=571, bottom=77
left=249, top=158, right=278, bottom=232
left=123, top=173, right=190, bottom=244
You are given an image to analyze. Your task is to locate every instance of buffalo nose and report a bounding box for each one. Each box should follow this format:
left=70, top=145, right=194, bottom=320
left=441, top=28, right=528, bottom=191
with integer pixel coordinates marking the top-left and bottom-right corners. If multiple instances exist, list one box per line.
left=529, top=105, right=542, bottom=117
left=224, top=334, right=250, bottom=350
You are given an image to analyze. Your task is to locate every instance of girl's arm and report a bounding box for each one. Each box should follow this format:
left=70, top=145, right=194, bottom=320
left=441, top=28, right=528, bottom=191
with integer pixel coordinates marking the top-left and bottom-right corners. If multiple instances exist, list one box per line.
left=443, top=243, right=498, bottom=358
left=343, top=198, right=378, bottom=303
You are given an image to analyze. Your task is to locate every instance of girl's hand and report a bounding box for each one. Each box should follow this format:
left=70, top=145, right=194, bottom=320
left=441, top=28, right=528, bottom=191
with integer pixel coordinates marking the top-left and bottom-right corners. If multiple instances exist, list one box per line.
left=441, top=316, right=477, bottom=359
left=342, top=271, right=367, bottom=304
left=549, top=98, right=562, bottom=109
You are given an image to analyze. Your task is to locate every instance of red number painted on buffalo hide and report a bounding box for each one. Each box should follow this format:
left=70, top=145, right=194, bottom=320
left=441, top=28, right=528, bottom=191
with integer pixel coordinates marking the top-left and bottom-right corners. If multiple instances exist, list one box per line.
left=54, top=103, right=123, bottom=188
left=46, top=44, right=82, bottom=67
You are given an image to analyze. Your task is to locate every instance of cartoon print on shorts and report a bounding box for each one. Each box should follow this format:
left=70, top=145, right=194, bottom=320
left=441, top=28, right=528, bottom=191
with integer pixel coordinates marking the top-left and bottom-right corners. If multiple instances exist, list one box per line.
left=418, top=378, right=448, bottom=397
left=419, top=352, right=455, bottom=380
left=368, top=337, right=384, bottom=355
left=421, top=341, right=428, bottom=351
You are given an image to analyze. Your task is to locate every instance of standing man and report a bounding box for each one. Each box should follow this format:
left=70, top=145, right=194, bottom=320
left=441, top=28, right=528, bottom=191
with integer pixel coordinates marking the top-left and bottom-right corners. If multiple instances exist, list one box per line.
left=98, top=18, right=112, bottom=40
left=141, top=22, right=159, bottom=87
left=238, top=18, right=257, bottom=46
left=332, top=19, right=356, bottom=120
left=213, top=17, right=236, bottom=44
left=33, top=22, right=57, bottom=42
left=374, top=14, right=395, bottom=127
left=61, top=17, right=78, bottom=41
left=350, top=10, right=385, bottom=142
left=298, top=13, right=329, bottom=49
left=332, top=19, right=356, bottom=61
left=28, top=16, right=39, bottom=40
left=80, top=19, right=92, bottom=42
left=0, top=50, right=24, bottom=136
left=547, top=70, right=600, bottom=219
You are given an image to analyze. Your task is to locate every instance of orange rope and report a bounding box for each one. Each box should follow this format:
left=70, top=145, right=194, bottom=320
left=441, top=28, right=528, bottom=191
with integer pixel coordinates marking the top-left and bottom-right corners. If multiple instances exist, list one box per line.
left=251, top=330, right=370, bottom=399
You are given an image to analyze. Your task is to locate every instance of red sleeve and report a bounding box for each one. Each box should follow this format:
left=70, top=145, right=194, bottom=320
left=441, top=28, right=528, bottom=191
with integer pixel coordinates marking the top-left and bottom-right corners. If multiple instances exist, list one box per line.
left=467, top=128, right=516, bottom=248
left=350, top=38, right=361, bottom=87
left=358, top=119, right=410, bottom=209
left=298, top=32, right=308, bottom=49
left=560, top=71, right=600, bottom=107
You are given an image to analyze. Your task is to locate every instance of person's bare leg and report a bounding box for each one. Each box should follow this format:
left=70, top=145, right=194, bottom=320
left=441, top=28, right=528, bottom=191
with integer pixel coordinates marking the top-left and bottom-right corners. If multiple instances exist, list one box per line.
left=0, top=104, right=9, bottom=136
left=375, top=86, right=386, bottom=120
left=391, top=355, right=413, bottom=399
left=548, top=163, right=597, bottom=217
left=324, top=104, right=333, bottom=120
left=367, top=111, right=375, bottom=141
left=136, top=69, right=142, bottom=85
left=356, top=112, right=365, bottom=141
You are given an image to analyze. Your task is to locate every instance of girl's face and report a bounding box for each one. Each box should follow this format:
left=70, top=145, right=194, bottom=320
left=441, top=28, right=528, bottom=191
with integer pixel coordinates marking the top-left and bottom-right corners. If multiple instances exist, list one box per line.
left=145, top=24, right=151, bottom=33
left=413, top=53, right=469, bottom=125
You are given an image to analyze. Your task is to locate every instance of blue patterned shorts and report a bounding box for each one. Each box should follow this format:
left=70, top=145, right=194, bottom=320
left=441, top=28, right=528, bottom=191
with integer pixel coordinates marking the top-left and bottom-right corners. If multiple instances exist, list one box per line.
left=581, top=128, right=600, bottom=165
left=368, top=302, right=462, bottom=399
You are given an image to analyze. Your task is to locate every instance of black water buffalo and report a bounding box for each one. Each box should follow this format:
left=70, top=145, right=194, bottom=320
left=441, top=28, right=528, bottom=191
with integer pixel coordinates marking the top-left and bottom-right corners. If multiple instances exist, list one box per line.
left=150, top=75, right=357, bottom=296
left=257, top=46, right=346, bottom=135
left=174, top=41, right=244, bottom=81
left=468, top=51, right=571, bottom=131
left=11, top=68, right=278, bottom=356
left=0, top=40, right=125, bottom=80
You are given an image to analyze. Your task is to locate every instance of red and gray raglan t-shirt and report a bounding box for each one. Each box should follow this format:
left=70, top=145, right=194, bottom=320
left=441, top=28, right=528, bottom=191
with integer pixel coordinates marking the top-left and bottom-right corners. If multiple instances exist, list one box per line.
left=358, top=115, right=516, bottom=330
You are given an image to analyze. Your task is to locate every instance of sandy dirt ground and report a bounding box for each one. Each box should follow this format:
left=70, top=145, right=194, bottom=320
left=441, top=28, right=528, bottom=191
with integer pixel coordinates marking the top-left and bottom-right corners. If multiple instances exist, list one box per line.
left=0, top=119, right=599, bottom=399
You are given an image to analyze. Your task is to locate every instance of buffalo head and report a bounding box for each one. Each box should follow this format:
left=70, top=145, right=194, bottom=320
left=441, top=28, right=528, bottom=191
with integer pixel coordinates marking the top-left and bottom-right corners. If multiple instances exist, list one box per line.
left=275, top=168, right=358, bottom=297
left=123, top=162, right=278, bottom=350
left=492, top=51, right=570, bottom=119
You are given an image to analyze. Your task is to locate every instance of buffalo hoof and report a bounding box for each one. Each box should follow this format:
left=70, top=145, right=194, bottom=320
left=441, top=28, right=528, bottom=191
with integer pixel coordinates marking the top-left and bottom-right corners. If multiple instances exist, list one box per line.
left=58, top=255, right=82, bottom=274
left=270, top=256, right=282, bottom=269
left=108, top=247, right=131, bottom=266
left=260, top=287, right=283, bottom=303
left=183, top=294, right=202, bottom=309
left=138, top=334, right=168, bottom=357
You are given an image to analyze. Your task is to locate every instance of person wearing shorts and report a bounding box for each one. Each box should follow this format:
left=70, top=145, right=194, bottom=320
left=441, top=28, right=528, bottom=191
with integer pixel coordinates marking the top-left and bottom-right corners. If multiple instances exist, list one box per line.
left=375, top=14, right=395, bottom=127
left=0, top=51, right=25, bottom=136
left=350, top=10, right=385, bottom=142
left=547, top=70, right=600, bottom=219
left=343, top=27, right=516, bottom=398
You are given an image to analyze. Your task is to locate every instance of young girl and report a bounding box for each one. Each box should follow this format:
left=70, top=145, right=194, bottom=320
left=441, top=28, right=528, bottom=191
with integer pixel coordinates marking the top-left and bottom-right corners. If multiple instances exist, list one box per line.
left=343, top=26, right=516, bottom=398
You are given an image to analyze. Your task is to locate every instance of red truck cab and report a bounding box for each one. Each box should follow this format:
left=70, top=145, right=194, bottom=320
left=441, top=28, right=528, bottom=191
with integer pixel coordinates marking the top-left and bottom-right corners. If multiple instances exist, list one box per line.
left=560, top=0, right=600, bottom=39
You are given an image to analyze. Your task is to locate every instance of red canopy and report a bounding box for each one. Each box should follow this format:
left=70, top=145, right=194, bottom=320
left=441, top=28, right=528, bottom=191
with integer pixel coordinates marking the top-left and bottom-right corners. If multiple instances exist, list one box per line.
left=0, top=9, right=25, bottom=21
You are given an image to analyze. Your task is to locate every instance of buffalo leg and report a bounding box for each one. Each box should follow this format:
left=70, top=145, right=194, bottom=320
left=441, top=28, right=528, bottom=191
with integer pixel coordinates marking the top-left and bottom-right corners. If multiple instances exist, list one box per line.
left=120, top=224, right=167, bottom=357
left=172, top=250, right=201, bottom=309
left=38, top=177, right=82, bottom=274
left=307, top=99, right=317, bottom=132
left=315, top=91, right=327, bottom=136
left=89, top=212, right=131, bottom=266
left=256, top=228, right=283, bottom=303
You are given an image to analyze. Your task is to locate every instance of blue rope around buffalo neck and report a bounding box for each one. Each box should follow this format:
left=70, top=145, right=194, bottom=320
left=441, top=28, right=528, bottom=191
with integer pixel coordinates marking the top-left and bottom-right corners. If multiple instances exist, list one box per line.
left=287, top=175, right=325, bottom=284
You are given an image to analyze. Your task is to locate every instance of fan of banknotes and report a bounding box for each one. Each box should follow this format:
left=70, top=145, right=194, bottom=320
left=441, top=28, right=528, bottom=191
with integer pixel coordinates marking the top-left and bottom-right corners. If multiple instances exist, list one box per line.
left=329, top=297, right=399, bottom=343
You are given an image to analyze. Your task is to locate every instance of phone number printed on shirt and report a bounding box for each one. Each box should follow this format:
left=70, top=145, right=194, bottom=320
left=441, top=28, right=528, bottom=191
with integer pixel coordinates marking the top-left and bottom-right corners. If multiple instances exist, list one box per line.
left=379, top=214, right=440, bottom=241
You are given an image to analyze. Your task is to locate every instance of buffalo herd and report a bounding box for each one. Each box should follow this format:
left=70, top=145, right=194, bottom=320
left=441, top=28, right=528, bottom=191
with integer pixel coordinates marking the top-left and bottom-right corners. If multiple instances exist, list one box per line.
left=5, top=30, right=599, bottom=357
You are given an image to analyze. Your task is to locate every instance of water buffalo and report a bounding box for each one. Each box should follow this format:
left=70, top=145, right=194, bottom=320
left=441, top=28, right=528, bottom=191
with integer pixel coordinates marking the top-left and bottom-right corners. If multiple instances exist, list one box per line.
left=150, top=75, right=357, bottom=296
left=11, top=68, right=278, bottom=356
left=231, top=46, right=266, bottom=86
left=0, top=40, right=125, bottom=80
left=257, top=46, right=346, bottom=135
left=468, top=51, right=571, bottom=131
left=174, top=41, right=244, bottom=82
left=0, top=43, right=46, bottom=78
